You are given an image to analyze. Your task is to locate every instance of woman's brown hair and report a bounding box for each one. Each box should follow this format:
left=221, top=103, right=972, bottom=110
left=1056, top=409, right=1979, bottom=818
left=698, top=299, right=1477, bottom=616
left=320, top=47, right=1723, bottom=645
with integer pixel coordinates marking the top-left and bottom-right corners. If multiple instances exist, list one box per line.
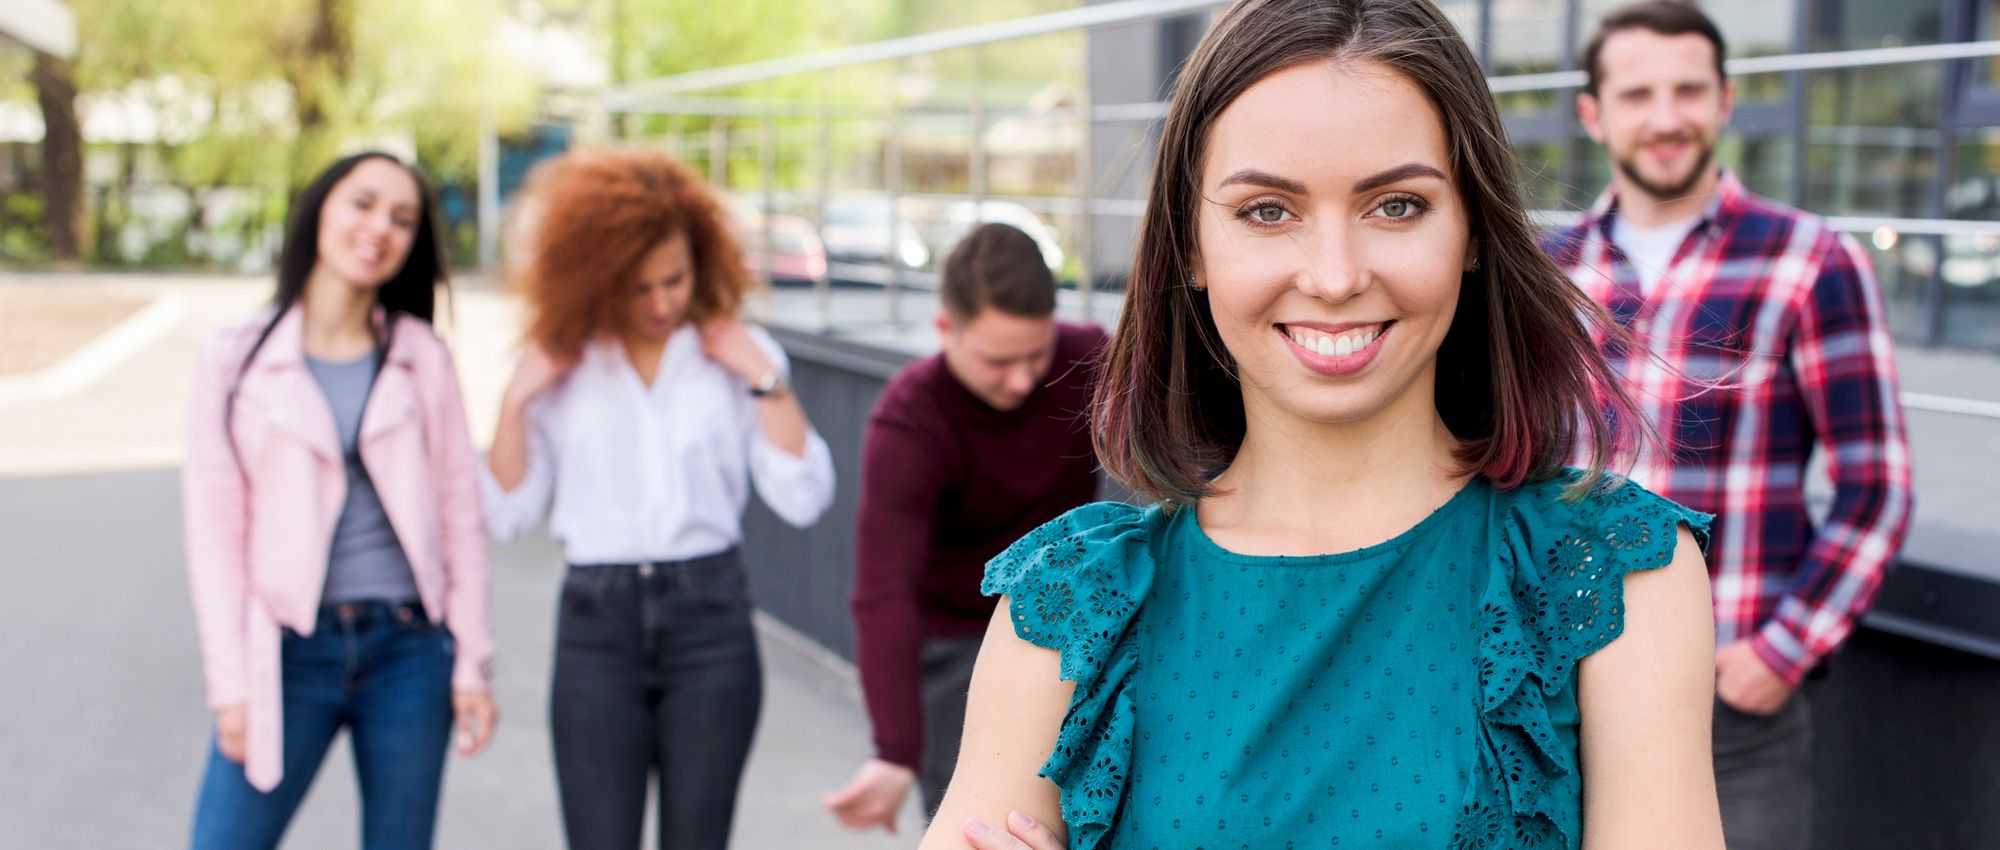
left=512, top=147, right=754, bottom=361
left=1094, top=0, right=1648, bottom=503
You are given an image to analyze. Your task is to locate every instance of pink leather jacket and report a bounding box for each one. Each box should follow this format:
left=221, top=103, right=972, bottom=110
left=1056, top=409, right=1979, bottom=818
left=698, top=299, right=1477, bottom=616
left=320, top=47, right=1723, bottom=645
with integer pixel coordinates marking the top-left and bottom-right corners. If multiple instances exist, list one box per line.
left=181, top=306, right=493, bottom=791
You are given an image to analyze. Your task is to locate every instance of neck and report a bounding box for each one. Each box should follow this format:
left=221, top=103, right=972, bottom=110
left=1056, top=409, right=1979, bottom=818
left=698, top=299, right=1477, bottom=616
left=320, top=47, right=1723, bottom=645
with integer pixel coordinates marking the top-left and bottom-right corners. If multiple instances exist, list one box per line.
left=1614, top=166, right=1718, bottom=228
left=620, top=330, right=669, bottom=365
left=300, top=266, right=379, bottom=358
left=1206, top=373, right=1463, bottom=548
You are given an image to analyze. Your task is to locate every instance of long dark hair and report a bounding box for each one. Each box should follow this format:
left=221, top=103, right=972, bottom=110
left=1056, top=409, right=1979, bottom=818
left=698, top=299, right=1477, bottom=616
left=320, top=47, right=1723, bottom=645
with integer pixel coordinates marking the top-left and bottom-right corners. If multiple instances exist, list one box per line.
left=1092, top=0, right=1648, bottom=503
left=235, top=151, right=449, bottom=381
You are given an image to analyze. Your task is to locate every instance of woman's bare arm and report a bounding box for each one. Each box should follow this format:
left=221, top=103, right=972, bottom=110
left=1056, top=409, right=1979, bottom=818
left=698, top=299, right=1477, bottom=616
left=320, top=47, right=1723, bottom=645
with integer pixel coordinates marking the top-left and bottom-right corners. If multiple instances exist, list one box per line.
left=919, top=600, right=1074, bottom=850
left=1577, top=525, right=1725, bottom=850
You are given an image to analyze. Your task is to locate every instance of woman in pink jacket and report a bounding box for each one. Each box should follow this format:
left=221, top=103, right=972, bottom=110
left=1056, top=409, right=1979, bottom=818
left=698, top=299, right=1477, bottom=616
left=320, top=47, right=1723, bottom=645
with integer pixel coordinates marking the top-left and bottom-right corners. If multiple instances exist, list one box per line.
left=181, top=152, right=497, bottom=850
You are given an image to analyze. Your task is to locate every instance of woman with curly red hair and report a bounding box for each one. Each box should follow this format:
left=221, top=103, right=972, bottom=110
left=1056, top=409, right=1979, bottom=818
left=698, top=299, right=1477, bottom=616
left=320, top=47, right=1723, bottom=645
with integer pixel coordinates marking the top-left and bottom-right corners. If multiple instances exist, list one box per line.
left=480, top=147, right=836, bottom=849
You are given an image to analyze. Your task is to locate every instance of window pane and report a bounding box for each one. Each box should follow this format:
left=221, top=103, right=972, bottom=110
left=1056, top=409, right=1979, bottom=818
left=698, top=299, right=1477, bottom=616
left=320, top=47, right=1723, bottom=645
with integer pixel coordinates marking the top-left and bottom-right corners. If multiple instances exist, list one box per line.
left=1854, top=233, right=1938, bottom=342
left=1436, top=1, right=1481, bottom=50
left=1943, top=131, right=2000, bottom=349
left=1490, top=0, right=1566, bottom=114
left=1810, top=0, right=1948, bottom=51
left=1978, top=0, right=2000, bottom=93
left=1709, top=0, right=1798, bottom=103
left=1724, top=133, right=1797, bottom=202
left=1804, top=64, right=1942, bottom=216
left=1514, top=139, right=1565, bottom=210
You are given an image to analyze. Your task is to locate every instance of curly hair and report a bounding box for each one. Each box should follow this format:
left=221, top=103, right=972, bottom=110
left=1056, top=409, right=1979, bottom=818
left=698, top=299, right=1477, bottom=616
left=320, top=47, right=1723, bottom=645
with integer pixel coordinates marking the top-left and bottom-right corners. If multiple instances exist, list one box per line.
left=511, top=147, right=753, bottom=361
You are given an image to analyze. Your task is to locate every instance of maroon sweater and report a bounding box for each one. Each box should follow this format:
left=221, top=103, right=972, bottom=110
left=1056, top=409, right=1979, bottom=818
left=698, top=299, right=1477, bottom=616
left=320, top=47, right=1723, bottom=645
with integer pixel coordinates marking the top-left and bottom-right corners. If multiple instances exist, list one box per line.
left=852, top=321, right=1106, bottom=768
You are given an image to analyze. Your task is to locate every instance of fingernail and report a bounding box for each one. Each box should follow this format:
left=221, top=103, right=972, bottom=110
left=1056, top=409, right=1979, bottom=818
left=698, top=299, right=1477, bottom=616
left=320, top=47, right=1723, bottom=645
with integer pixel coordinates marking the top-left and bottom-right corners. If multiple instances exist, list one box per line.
left=1009, top=810, right=1037, bottom=829
left=965, top=819, right=992, bottom=837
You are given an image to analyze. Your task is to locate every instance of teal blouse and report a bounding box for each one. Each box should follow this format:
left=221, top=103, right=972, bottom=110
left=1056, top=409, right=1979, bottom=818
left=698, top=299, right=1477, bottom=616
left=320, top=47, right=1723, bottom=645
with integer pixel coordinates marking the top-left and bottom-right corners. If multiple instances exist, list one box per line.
left=982, top=473, right=1710, bottom=850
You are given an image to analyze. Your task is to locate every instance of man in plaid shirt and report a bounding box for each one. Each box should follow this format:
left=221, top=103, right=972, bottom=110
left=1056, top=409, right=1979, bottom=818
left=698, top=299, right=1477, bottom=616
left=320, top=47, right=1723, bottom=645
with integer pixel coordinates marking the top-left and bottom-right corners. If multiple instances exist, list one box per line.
left=1551, top=4, right=1914, bottom=848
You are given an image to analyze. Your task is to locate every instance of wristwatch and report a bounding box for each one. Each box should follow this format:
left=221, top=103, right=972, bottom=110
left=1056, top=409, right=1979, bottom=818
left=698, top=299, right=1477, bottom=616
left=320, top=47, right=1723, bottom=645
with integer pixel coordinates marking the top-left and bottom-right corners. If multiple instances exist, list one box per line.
left=749, top=369, right=791, bottom=399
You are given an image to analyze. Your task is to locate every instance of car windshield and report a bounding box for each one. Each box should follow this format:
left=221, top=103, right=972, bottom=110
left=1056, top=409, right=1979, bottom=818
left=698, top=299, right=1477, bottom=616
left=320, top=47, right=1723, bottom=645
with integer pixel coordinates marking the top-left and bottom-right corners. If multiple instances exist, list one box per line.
left=825, top=204, right=890, bottom=227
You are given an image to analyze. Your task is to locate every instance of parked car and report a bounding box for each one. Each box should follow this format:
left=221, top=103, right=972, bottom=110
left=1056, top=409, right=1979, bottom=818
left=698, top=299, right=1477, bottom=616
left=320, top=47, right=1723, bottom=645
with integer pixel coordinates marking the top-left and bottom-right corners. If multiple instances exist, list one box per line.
left=740, top=211, right=828, bottom=286
left=820, top=196, right=930, bottom=276
left=945, top=200, right=1062, bottom=272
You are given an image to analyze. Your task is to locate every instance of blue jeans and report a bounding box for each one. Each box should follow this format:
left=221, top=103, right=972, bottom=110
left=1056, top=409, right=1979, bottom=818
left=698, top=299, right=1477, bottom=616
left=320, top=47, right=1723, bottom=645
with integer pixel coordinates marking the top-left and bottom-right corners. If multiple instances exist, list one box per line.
left=190, top=601, right=456, bottom=850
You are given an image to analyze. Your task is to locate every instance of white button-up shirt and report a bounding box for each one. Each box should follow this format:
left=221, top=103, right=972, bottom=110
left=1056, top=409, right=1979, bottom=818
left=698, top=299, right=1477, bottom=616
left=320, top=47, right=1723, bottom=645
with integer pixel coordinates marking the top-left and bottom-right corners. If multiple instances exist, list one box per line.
left=480, top=324, right=836, bottom=564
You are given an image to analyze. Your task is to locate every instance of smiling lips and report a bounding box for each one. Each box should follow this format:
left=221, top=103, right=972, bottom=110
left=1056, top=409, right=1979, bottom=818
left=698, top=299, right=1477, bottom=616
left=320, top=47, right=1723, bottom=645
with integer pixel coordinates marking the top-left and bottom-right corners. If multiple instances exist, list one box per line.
left=1279, top=321, right=1392, bottom=375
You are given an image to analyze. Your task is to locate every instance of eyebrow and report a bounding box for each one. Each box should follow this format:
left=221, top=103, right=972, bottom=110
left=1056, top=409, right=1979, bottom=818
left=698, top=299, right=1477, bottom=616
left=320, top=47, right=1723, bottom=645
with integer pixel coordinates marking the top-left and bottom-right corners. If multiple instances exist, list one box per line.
left=1351, top=162, right=1448, bottom=194
left=1216, top=168, right=1307, bottom=195
left=1216, top=163, right=1447, bottom=197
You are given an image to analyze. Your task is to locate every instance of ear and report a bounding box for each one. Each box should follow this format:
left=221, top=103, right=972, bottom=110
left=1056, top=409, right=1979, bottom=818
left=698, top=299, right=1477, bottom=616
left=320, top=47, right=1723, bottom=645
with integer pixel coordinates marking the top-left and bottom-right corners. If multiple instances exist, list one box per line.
left=1463, top=236, right=1481, bottom=274
left=1577, top=92, right=1606, bottom=143
left=934, top=311, right=954, bottom=339
left=1719, top=77, right=1736, bottom=127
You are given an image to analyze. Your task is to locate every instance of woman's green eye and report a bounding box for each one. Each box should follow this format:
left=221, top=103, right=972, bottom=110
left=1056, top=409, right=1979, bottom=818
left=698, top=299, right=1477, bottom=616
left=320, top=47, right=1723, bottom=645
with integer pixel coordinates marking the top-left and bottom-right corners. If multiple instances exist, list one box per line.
left=1256, top=206, right=1285, bottom=223
left=1381, top=199, right=1412, bottom=218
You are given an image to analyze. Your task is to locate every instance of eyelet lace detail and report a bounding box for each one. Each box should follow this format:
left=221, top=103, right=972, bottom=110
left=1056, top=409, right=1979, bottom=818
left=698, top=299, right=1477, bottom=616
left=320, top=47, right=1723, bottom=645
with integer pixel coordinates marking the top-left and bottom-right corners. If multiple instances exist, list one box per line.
left=982, top=502, right=1162, bottom=850
left=1450, top=473, right=1712, bottom=850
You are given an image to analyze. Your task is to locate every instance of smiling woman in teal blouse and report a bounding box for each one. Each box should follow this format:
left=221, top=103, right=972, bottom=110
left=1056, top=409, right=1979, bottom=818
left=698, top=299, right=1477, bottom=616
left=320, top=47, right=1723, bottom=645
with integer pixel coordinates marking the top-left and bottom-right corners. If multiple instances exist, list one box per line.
left=917, top=1, right=1726, bottom=849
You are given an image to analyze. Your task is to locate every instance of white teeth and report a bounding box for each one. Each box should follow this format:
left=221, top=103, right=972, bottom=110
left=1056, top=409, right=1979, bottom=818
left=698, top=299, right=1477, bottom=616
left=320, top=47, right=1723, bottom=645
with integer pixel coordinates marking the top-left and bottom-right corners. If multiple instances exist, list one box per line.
left=1287, top=324, right=1381, bottom=357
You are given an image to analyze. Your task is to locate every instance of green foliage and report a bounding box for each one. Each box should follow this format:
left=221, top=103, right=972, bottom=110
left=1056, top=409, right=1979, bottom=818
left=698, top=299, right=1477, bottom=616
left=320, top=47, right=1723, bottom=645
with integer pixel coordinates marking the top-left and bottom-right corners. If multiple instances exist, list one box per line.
left=0, top=193, right=52, bottom=265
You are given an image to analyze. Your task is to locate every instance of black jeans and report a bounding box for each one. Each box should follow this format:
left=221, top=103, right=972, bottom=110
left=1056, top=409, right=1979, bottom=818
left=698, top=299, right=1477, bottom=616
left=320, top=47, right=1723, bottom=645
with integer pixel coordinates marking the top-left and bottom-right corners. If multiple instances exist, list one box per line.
left=1714, top=692, right=1814, bottom=850
left=550, top=552, right=763, bottom=850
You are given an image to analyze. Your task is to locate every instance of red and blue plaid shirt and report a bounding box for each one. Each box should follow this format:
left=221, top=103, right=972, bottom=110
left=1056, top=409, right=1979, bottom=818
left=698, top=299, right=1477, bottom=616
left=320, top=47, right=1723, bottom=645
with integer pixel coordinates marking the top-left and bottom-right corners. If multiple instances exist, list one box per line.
left=1544, top=170, right=1915, bottom=685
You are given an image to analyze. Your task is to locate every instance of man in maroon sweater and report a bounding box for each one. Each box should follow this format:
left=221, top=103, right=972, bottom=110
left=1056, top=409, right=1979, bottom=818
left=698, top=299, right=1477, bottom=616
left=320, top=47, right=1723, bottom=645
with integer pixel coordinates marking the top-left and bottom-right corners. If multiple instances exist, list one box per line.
left=824, top=223, right=1106, bottom=832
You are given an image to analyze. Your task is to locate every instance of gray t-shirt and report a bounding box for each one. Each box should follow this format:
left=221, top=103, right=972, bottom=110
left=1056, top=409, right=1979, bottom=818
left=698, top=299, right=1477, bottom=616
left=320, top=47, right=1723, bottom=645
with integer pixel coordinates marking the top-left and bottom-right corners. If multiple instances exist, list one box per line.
left=305, top=352, right=421, bottom=605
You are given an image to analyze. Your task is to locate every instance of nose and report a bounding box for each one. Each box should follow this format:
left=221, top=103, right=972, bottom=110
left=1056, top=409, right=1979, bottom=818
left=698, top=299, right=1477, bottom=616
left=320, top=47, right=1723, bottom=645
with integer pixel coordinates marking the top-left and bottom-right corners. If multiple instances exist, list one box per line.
left=1004, top=364, right=1037, bottom=398
left=649, top=287, right=675, bottom=316
left=1294, top=222, right=1368, bottom=304
left=364, top=208, right=398, bottom=237
left=1643, top=91, right=1684, bottom=134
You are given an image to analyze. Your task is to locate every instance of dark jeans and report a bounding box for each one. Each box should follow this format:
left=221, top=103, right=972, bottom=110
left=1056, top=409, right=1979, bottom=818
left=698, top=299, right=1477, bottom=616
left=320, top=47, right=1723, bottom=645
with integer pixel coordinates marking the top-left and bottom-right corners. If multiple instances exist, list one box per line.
left=190, top=601, right=455, bottom=850
left=550, top=552, right=763, bottom=850
left=1715, top=692, right=1815, bottom=850
left=916, top=634, right=983, bottom=820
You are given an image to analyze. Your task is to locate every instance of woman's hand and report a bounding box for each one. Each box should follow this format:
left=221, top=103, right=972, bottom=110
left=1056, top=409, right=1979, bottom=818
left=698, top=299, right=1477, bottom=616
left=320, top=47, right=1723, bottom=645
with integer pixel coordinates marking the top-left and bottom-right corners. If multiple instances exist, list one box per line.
left=698, top=317, right=775, bottom=385
left=964, top=811, right=1067, bottom=850
left=215, top=704, right=247, bottom=764
left=453, top=691, right=498, bottom=757
left=502, top=343, right=574, bottom=411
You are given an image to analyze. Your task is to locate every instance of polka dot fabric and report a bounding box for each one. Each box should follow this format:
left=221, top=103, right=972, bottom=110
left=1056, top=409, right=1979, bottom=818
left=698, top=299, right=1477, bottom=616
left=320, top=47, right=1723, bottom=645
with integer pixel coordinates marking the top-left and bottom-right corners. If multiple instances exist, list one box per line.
left=983, top=472, right=1710, bottom=850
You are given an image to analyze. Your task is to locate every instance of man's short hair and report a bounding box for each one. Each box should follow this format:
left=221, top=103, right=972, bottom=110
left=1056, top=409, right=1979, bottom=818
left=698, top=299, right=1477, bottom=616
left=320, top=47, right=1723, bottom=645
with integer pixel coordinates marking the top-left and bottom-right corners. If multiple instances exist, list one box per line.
left=1581, top=0, right=1728, bottom=96
left=940, top=222, right=1057, bottom=320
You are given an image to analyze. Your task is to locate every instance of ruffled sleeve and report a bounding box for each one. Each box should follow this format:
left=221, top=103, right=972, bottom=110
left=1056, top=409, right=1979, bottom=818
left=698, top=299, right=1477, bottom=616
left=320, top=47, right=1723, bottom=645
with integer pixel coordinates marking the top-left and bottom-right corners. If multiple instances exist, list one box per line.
left=1453, top=473, right=1713, bottom=850
left=981, top=501, right=1162, bottom=850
